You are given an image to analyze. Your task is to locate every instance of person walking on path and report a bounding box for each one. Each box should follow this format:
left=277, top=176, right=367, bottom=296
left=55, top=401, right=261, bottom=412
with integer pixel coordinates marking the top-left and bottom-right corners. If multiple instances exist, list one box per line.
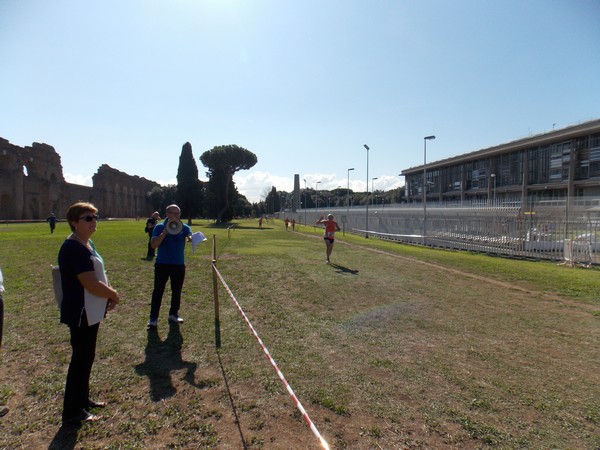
left=47, top=212, right=57, bottom=234
left=147, top=204, right=192, bottom=329
left=316, top=214, right=341, bottom=264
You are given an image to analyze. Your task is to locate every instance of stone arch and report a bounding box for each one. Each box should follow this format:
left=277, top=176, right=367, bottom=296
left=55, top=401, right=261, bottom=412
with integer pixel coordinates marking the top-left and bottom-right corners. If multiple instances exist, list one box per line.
left=28, top=197, right=40, bottom=220
left=121, top=185, right=128, bottom=217
left=1, top=138, right=160, bottom=219
left=0, top=193, right=15, bottom=218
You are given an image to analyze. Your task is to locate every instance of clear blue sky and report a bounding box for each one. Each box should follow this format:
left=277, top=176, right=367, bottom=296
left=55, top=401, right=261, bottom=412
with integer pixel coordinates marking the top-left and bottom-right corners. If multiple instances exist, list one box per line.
left=1, top=0, right=599, bottom=203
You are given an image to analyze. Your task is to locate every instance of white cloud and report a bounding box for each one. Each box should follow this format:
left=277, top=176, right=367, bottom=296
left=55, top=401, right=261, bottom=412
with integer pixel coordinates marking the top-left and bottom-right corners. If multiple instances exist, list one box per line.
left=155, top=177, right=177, bottom=186
left=63, top=171, right=404, bottom=205
left=234, top=171, right=405, bottom=203
left=64, top=173, right=93, bottom=186
left=234, top=171, right=293, bottom=203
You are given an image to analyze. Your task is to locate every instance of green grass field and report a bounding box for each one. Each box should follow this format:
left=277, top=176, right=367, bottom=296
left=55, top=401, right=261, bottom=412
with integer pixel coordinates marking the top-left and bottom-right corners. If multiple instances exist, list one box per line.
left=0, top=218, right=599, bottom=449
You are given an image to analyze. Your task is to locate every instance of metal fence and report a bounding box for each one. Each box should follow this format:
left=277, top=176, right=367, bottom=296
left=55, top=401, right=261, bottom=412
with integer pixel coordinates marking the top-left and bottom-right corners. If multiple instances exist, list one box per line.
left=279, top=199, right=600, bottom=265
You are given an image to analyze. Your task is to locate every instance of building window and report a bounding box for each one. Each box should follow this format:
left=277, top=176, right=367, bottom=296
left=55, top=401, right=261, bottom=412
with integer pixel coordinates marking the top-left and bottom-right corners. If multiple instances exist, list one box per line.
left=549, top=143, right=565, bottom=181
left=590, top=145, right=600, bottom=178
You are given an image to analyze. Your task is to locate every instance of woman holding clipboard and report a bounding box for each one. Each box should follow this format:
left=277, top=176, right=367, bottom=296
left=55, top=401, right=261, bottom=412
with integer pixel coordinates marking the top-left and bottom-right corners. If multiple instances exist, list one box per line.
left=58, top=202, right=119, bottom=425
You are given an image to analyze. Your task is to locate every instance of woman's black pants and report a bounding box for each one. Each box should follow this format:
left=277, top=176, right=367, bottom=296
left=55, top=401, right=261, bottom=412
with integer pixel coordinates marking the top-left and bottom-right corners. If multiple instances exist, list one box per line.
left=62, top=314, right=99, bottom=420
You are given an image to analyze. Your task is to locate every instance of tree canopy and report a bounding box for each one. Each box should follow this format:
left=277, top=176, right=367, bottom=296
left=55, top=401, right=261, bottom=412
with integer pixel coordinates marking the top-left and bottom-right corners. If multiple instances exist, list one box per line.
left=176, top=142, right=203, bottom=224
left=200, top=145, right=257, bottom=222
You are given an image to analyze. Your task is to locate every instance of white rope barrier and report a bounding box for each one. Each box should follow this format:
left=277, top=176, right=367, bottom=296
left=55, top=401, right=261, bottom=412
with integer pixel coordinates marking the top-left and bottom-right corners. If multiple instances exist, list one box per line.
left=212, top=262, right=330, bottom=450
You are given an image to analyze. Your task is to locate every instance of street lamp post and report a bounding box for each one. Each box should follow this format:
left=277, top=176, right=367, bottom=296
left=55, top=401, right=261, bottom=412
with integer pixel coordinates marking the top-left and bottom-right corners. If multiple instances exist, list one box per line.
left=303, top=178, right=307, bottom=225
left=364, top=144, right=370, bottom=238
left=371, top=177, right=378, bottom=206
left=316, top=181, right=321, bottom=213
left=423, top=135, right=435, bottom=246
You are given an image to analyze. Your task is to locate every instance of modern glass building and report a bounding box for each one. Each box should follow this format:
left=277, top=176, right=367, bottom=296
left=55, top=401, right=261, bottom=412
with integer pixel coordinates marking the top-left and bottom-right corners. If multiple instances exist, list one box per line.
left=402, top=119, right=600, bottom=206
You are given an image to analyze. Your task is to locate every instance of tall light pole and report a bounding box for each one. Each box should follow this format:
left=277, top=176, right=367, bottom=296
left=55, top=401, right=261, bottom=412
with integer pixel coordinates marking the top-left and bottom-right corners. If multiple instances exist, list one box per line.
left=371, top=177, right=378, bottom=206
left=347, top=168, right=355, bottom=212
left=303, top=178, right=307, bottom=225
left=423, top=135, right=435, bottom=246
left=316, top=181, right=321, bottom=213
left=364, top=144, right=370, bottom=238
left=490, top=173, right=497, bottom=206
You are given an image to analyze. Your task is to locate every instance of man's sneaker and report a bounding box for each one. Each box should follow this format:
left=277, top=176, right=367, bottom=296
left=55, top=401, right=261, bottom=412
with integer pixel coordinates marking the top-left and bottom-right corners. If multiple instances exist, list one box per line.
left=168, top=315, right=184, bottom=323
left=326, top=258, right=330, bottom=264
left=147, top=320, right=158, bottom=329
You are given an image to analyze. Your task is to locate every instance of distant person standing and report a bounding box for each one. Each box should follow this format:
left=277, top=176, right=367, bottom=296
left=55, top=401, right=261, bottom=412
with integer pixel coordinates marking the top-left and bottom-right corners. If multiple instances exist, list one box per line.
left=47, top=212, right=57, bottom=234
left=144, top=212, right=160, bottom=260
left=291, top=218, right=296, bottom=231
left=0, top=265, right=8, bottom=417
left=316, top=214, right=341, bottom=264
left=147, top=205, right=192, bottom=329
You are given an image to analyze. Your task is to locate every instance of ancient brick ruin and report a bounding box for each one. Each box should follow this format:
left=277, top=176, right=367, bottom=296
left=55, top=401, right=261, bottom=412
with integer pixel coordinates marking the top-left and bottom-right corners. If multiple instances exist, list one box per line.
left=0, top=137, right=159, bottom=220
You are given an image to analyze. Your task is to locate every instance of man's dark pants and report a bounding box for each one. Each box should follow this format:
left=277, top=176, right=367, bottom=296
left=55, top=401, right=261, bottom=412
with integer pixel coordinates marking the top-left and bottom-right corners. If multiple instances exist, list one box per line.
left=150, top=264, right=185, bottom=321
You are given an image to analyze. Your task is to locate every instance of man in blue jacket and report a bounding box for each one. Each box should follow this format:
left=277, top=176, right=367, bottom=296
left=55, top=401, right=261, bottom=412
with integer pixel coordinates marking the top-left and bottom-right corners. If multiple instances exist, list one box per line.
left=147, top=205, right=192, bottom=329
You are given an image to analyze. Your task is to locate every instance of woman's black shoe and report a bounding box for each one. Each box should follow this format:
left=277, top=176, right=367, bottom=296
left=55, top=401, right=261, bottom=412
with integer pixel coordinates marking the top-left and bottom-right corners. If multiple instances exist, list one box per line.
left=62, top=409, right=99, bottom=425
left=86, top=399, right=107, bottom=409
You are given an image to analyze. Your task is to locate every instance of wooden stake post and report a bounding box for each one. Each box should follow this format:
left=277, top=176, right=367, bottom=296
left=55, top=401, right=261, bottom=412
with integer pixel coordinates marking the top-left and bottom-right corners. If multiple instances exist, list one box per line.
left=211, top=235, right=221, bottom=348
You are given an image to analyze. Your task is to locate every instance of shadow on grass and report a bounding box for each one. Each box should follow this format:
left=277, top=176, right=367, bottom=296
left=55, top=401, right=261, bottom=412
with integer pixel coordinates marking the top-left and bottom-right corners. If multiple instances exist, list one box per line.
left=329, top=263, right=359, bottom=275
left=134, top=322, right=198, bottom=401
left=48, top=424, right=79, bottom=450
left=216, top=351, right=248, bottom=450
